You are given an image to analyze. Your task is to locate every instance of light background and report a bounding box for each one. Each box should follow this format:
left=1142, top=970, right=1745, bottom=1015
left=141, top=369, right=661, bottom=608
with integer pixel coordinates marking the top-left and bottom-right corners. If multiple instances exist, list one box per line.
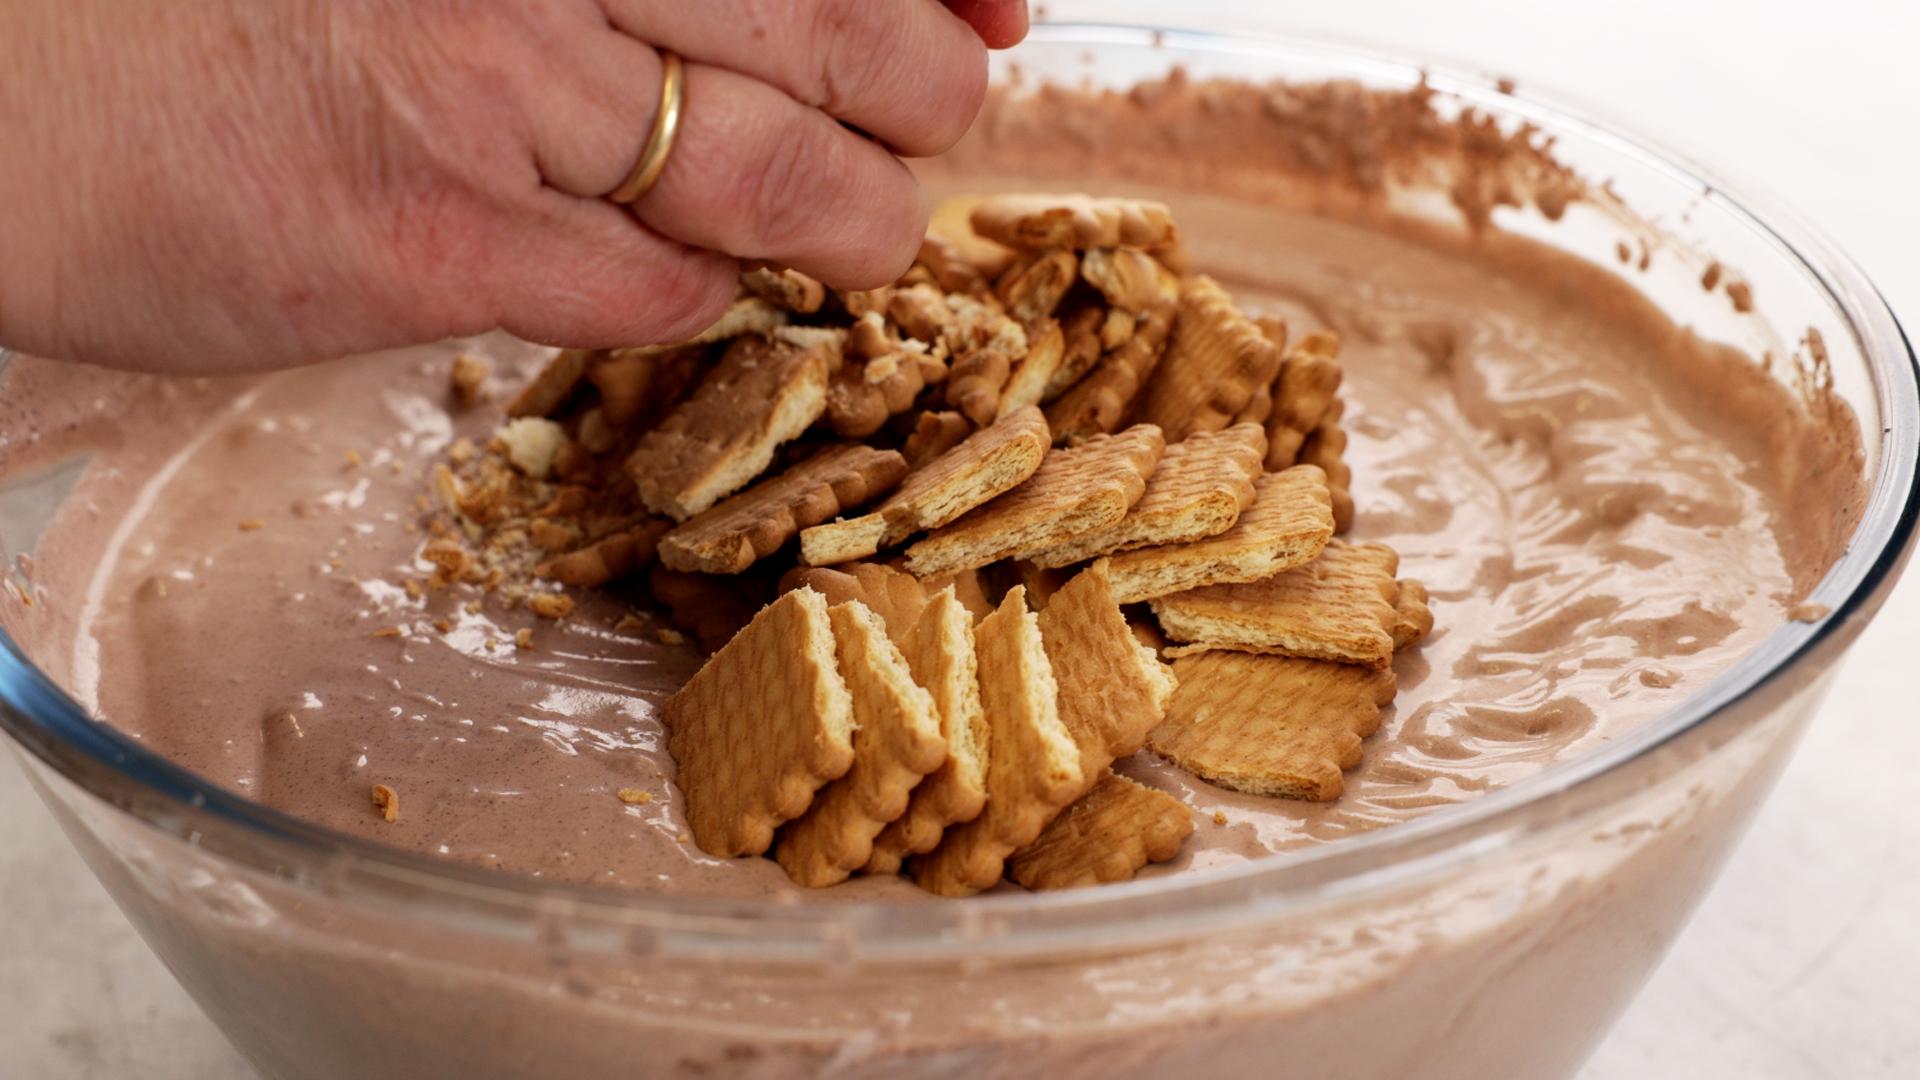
left=3, top=1, right=1916, bottom=1075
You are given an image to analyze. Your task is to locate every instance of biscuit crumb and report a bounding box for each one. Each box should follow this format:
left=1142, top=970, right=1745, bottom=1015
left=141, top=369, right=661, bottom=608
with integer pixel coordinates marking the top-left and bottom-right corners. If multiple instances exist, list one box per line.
left=238, top=518, right=265, bottom=532
left=449, top=352, right=492, bottom=407
left=1212, top=810, right=1228, bottom=826
left=653, top=626, right=689, bottom=647
left=515, top=627, right=534, bottom=650
left=370, top=626, right=404, bottom=639
left=404, top=578, right=425, bottom=600
left=613, top=613, right=648, bottom=635
left=528, top=592, right=575, bottom=620
left=465, top=599, right=483, bottom=615
left=434, top=617, right=453, bottom=634
left=616, top=788, right=652, bottom=805
left=447, top=437, right=477, bottom=466
left=371, top=784, right=400, bottom=823
left=342, top=449, right=362, bottom=469
left=484, top=637, right=500, bottom=651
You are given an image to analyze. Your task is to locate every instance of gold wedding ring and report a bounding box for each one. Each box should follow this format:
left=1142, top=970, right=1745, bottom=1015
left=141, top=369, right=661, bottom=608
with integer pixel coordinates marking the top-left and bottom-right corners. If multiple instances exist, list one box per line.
left=608, top=51, right=685, bottom=204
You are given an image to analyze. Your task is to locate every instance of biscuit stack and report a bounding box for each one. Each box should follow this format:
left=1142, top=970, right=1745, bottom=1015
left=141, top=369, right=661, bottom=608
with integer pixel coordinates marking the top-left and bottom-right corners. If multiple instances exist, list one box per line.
left=425, top=194, right=1434, bottom=892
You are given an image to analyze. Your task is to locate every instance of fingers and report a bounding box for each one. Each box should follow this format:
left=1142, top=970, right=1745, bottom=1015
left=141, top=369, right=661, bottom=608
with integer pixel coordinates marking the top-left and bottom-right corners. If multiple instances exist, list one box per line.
left=532, top=33, right=929, bottom=288
left=942, top=0, right=1030, bottom=49
left=599, top=0, right=989, bottom=156
left=479, top=191, right=738, bottom=348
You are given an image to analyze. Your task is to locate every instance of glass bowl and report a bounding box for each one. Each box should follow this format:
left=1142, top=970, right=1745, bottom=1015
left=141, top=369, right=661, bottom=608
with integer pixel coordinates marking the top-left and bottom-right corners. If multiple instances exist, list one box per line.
left=1, top=17, right=1914, bottom=1080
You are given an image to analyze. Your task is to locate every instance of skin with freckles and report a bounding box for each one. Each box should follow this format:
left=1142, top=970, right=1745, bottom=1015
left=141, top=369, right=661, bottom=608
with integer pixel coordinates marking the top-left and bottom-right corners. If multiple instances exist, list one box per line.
left=0, top=0, right=1025, bottom=374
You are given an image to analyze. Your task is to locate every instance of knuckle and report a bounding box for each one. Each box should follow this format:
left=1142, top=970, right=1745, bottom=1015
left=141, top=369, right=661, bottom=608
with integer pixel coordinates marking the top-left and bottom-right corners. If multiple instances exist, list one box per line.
left=736, top=117, right=839, bottom=256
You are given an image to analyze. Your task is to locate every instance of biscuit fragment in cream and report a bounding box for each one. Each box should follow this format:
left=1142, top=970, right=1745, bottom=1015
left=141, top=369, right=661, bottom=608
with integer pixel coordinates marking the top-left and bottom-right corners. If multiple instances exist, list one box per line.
left=969, top=193, right=1177, bottom=251
left=1045, top=297, right=1177, bottom=445
left=1151, top=541, right=1403, bottom=669
left=1038, top=563, right=1178, bottom=793
left=911, top=588, right=1081, bottom=897
left=1148, top=652, right=1395, bottom=801
left=799, top=407, right=1050, bottom=566
left=649, top=565, right=777, bottom=654
left=775, top=602, right=945, bottom=887
left=866, top=589, right=990, bottom=874
left=1389, top=579, right=1434, bottom=650
left=663, top=588, right=854, bottom=857
left=498, top=418, right=569, bottom=480
left=1104, top=466, right=1335, bottom=604
left=1138, top=276, right=1284, bottom=442
left=1026, top=424, right=1266, bottom=568
left=1007, top=773, right=1192, bottom=890
left=625, top=334, right=832, bottom=521
left=904, top=424, right=1166, bottom=577
left=659, top=446, right=906, bottom=574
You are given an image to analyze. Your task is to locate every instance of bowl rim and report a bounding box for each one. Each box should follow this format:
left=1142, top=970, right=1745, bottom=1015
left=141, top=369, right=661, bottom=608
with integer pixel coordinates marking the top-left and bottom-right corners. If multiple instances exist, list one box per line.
left=2, top=19, right=1915, bottom=960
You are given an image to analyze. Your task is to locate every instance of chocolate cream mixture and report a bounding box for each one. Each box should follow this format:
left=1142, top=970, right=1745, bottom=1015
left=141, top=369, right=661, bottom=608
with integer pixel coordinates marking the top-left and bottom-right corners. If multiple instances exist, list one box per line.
left=1, top=74, right=1862, bottom=900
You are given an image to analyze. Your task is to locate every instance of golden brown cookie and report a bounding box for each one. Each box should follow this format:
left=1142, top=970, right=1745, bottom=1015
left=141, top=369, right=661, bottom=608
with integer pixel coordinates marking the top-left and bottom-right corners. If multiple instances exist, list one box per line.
left=1104, top=465, right=1335, bottom=604
left=1151, top=541, right=1403, bottom=668
left=1080, top=248, right=1173, bottom=313
left=901, top=411, right=974, bottom=469
left=865, top=588, right=990, bottom=874
left=969, top=193, right=1177, bottom=251
left=1299, top=401, right=1354, bottom=533
left=905, top=424, right=1166, bottom=577
left=778, top=562, right=931, bottom=647
left=774, top=602, right=945, bottom=887
left=625, top=333, right=834, bottom=521
left=659, top=446, right=907, bottom=575
left=1037, top=562, right=1178, bottom=789
left=995, top=318, right=1067, bottom=418
left=1026, top=424, right=1266, bottom=568
left=538, top=518, right=672, bottom=587
left=1388, top=578, right=1433, bottom=651
left=663, top=588, right=855, bottom=857
left=1264, top=329, right=1343, bottom=470
left=1007, top=773, right=1193, bottom=890
left=1045, top=296, right=1177, bottom=445
left=799, top=407, right=1050, bottom=566
left=911, top=588, right=1081, bottom=897
left=995, top=250, right=1079, bottom=324
left=1138, top=276, right=1284, bottom=442
left=741, top=267, right=827, bottom=314
left=1148, top=652, right=1395, bottom=801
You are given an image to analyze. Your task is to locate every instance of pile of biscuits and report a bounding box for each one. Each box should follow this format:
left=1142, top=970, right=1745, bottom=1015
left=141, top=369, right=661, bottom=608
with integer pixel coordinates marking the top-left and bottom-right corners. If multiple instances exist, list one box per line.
left=423, top=193, right=1432, bottom=894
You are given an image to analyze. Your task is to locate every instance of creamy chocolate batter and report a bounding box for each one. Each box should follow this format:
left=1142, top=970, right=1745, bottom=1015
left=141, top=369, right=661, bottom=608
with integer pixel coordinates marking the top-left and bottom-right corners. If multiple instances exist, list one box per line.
left=0, top=74, right=1862, bottom=904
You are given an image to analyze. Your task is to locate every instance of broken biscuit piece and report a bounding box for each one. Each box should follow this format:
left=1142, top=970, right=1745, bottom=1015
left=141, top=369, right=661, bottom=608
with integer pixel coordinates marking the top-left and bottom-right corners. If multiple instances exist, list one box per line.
left=663, top=588, right=855, bottom=857
left=995, top=318, right=1067, bottom=418
left=539, top=519, right=672, bottom=588
left=1151, top=541, right=1403, bottom=669
left=911, top=588, right=1081, bottom=897
left=626, top=333, right=834, bottom=521
left=1105, top=466, right=1335, bottom=604
left=1299, top=400, right=1354, bottom=533
left=1264, top=329, right=1343, bottom=470
left=1026, top=424, right=1265, bottom=568
left=866, top=588, right=991, bottom=874
left=1388, top=578, right=1434, bottom=651
left=742, top=267, right=827, bottom=314
left=1080, top=248, right=1171, bottom=314
left=1037, top=562, right=1179, bottom=791
left=905, top=424, right=1166, bottom=577
left=970, top=193, right=1177, bottom=251
left=1149, top=652, right=1394, bottom=801
left=659, top=445, right=907, bottom=575
left=1138, top=276, right=1284, bottom=442
left=778, top=562, right=931, bottom=647
left=799, top=407, right=1050, bottom=567
left=1045, top=296, right=1177, bottom=445
left=774, top=602, right=945, bottom=888
left=1007, top=773, right=1192, bottom=890
left=901, top=411, right=974, bottom=469
left=648, top=565, right=776, bottom=654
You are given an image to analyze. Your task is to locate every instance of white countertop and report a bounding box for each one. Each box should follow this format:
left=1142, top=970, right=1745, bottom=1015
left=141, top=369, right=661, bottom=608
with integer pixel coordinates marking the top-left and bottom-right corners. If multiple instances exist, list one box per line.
left=3, top=2, right=1917, bottom=1075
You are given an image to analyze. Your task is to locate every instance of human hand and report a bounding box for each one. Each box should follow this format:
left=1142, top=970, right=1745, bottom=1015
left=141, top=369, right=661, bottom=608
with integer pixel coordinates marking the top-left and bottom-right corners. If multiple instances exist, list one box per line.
left=0, top=0, right=1025, bottom=373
